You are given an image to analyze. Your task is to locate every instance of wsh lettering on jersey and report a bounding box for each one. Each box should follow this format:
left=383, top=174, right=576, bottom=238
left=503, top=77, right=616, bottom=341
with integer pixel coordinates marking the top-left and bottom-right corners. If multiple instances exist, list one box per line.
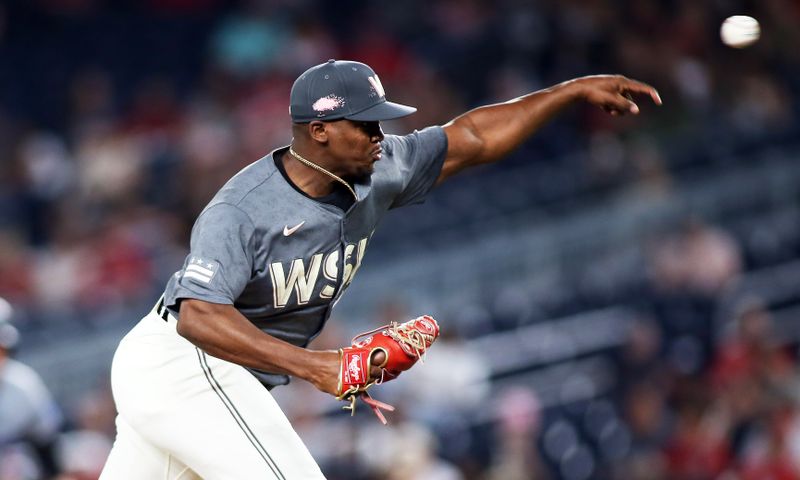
left=269, top=237, right=368, bottom=308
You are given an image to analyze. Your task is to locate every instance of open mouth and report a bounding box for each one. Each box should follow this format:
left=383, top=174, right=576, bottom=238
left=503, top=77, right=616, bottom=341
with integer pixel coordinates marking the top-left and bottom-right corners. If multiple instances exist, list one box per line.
left=371, top=148, right=382, bottom=160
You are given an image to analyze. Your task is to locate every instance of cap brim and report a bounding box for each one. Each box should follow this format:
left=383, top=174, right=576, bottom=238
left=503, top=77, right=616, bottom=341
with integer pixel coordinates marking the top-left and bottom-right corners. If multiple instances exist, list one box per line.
left=345, top=100, right=417, bottom=121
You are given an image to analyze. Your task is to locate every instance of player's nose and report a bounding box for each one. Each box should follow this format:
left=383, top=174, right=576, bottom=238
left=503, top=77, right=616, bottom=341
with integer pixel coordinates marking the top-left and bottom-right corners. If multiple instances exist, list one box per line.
left=370, top=123, right=384, bottom=142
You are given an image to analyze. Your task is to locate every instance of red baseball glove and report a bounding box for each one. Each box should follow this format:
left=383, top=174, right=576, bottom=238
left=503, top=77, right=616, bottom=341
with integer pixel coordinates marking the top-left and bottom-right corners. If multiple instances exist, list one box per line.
left=336, top=315, right=439, bottom=424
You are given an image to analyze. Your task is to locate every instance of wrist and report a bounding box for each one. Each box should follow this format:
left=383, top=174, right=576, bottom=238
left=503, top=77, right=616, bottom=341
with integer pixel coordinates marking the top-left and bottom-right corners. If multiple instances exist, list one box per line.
left=302, top=349, right=340, bottom=392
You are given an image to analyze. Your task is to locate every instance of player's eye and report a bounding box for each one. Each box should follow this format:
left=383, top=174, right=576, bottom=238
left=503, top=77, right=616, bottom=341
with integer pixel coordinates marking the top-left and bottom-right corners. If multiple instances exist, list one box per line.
left=359, top=121, right=380, bottom=135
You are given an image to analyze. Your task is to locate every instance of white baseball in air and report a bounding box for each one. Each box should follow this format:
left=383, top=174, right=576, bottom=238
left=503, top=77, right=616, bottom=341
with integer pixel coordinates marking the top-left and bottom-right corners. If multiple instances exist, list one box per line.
left=720, top=15, right=760, bottom=48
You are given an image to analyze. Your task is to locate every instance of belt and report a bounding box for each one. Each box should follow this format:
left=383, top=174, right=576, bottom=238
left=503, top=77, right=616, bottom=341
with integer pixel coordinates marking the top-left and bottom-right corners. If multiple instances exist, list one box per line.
left=154, top=296, right=178, bottom=325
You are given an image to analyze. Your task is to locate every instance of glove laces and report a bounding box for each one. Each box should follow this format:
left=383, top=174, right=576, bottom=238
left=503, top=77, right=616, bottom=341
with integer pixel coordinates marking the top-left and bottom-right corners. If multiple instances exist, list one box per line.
left=352, top=320, right=434, bottom=363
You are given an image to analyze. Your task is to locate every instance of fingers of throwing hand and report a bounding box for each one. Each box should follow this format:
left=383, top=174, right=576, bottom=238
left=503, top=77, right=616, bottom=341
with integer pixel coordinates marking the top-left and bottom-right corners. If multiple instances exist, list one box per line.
left=622, top=92, right=639, bottom=114
left=619, top=79, right=662, bottom=106
left=599, top=91, right=637, bottom=115
left=599, top=78, right=661, bottom=116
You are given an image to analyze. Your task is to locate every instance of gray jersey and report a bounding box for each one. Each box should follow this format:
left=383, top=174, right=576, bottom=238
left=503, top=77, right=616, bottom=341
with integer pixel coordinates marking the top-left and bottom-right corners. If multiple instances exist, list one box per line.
left=163, top=126, right=447, bottom=386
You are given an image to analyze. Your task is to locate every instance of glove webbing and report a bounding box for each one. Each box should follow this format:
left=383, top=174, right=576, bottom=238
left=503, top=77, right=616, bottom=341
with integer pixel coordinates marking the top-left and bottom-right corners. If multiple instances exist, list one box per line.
left=352, top=321, right=432, bottom=362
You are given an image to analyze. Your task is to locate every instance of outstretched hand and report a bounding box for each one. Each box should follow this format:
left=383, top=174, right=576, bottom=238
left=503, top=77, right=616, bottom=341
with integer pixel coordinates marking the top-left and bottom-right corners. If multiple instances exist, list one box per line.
left=574, top=75, right=662, bottom=116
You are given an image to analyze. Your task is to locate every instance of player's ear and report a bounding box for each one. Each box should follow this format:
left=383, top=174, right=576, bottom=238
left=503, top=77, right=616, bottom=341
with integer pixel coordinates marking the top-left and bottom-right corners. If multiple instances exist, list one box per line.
left=308, top=121, right=329, bottom=144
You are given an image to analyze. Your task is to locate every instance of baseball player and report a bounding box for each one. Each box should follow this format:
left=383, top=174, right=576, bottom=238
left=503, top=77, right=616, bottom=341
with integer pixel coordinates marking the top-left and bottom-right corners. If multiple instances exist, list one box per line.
left=100, top=59, right=660, bottom=479
left=0, top=297, right=63, bottom=479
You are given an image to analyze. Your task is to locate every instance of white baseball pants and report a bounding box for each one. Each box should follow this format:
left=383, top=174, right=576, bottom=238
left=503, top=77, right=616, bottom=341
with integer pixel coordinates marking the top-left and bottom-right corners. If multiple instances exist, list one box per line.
left=100, top=305, right=325, bottom=479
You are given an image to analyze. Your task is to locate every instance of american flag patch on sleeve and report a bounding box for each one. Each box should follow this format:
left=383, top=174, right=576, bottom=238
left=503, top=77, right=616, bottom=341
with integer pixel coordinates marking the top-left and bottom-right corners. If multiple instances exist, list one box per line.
left=183, top=257, right=218, bottom=284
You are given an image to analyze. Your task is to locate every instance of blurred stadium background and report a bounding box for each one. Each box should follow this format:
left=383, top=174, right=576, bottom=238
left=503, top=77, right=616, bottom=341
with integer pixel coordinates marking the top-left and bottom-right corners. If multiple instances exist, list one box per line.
left=1, top=0, right=799, bottom=479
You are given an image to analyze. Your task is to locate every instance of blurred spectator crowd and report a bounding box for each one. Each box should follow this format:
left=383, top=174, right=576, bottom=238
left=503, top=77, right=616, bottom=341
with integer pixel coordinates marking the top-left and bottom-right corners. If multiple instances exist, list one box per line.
left=1, top=0, right=800, bottom=479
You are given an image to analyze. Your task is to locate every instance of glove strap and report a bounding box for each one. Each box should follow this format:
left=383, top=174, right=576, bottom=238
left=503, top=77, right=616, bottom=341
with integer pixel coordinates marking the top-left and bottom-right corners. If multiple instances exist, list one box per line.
left=336, top=348, right=376, bottom=401
left=340, top=349, right=369, bottom=387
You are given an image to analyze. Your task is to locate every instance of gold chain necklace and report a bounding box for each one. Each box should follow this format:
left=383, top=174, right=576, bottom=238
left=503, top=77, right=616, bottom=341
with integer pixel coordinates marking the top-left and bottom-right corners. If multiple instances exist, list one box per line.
left=288, top=147, right=358, bottom=201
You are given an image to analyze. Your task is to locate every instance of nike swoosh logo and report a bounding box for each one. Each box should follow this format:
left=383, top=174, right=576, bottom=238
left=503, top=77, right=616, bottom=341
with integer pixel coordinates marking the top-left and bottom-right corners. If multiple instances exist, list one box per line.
left=283, top=221, right=305, bottom=236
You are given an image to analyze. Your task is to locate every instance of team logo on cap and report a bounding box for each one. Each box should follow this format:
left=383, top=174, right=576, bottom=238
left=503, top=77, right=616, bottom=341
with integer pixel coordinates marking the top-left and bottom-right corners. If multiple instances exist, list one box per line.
left=312, top=94, right=345, bottom=114
left=367, top=75, right=385, bottom=98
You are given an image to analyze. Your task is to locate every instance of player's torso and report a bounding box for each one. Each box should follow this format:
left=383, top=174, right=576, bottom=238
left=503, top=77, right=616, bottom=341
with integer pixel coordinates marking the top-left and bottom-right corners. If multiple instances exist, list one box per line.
left=238, top=192, right=375, bottom=346
left=213, top=151, right=395, bottom=346
left=163, top=130, right=445, bottom=386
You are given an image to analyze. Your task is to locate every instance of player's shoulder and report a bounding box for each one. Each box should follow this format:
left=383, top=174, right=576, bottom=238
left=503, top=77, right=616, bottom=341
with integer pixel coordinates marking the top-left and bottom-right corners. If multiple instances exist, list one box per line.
left=211, top=152, right=282, bottom=207
left=371, top=126, right=447, bottom=192
left=380, top=126, right=446, bottom=158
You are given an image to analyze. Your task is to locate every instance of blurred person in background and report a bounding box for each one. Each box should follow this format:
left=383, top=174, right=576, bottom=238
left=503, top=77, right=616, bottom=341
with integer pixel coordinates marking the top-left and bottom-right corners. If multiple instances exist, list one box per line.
left=711, top=296, right=794, bottom=392
left=613, top=314, right=666, bottom=392
left=55, top=386, right=116, bottom=480
left=645, top=219, right=743, bottom=376
left=731, top=397, right=800, bottom=480
left=383, top=423, right=463, bottom=480
left=484, top=387, right=549, bottom=480
left=0, top=297, right=63, bottom=480
left=710, top=297, right=800, bottom=478
left=353, top=420, right=463, bottom=480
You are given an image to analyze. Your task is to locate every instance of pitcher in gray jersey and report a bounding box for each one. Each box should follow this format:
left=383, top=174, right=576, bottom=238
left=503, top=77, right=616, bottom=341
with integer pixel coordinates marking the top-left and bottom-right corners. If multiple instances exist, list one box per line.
left=101, top=59, right=661, bottom=479
left=163, top=126, right=445, bottom=388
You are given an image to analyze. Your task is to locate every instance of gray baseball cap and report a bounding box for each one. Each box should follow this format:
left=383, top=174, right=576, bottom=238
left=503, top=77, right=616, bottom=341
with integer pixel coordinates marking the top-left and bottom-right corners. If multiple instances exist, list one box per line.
left=290, top=59, right=417, bottom=123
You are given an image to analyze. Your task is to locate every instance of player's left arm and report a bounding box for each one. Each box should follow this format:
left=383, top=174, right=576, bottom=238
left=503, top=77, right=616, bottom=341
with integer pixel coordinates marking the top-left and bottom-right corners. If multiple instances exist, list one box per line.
left=437, top=75, right=662, bottom=184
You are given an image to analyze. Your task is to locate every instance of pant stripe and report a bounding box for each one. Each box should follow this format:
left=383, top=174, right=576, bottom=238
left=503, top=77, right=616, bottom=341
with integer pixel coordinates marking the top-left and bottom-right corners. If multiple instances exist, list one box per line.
left=195, top=349, right=286, bottom=480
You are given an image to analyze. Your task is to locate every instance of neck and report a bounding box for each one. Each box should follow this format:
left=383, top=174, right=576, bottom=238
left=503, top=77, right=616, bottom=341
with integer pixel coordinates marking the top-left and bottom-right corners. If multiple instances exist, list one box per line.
left=283, top=145, right=336, bottom=197
left=285, top=144, right=358, bottom=201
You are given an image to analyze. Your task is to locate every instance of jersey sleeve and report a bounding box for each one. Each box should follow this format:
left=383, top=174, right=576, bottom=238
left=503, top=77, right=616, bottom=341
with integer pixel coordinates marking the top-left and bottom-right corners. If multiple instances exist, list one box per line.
left=385, top=126, right=448, bottom=209
left=165, top=202, right=255, bottom=307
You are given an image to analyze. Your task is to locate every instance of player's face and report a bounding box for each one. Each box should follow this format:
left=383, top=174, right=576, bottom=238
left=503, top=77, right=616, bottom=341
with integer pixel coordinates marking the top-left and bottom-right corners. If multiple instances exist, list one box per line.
left=326, top=120, right=384, bottom=181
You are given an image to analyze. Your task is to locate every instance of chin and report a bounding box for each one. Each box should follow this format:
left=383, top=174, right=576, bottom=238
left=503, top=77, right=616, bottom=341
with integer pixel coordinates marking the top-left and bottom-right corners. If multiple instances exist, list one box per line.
left=352, top=165, right=375, bottom=182
left=351, top=172, right=372, bottom=183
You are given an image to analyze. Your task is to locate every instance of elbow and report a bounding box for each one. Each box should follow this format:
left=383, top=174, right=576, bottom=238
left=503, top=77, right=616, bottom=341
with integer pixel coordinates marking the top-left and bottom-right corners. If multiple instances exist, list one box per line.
left=176, top=300, right=207, bottom=343
left=467, top=134, right=490, bottom=165
left=175, top=314, right=197, bottom=342
left=447, top=118, right=490, bottom=166
left=460, top=117, right=497, bottom=165
left=175, top=315, right=194, bottom=341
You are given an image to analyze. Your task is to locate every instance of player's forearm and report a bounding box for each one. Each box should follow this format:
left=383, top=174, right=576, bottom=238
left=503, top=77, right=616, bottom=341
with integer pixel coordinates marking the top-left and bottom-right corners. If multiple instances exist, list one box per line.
left=449, top=79, right=584, bottom=165
left=177, top=300, right=335, bottom=389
